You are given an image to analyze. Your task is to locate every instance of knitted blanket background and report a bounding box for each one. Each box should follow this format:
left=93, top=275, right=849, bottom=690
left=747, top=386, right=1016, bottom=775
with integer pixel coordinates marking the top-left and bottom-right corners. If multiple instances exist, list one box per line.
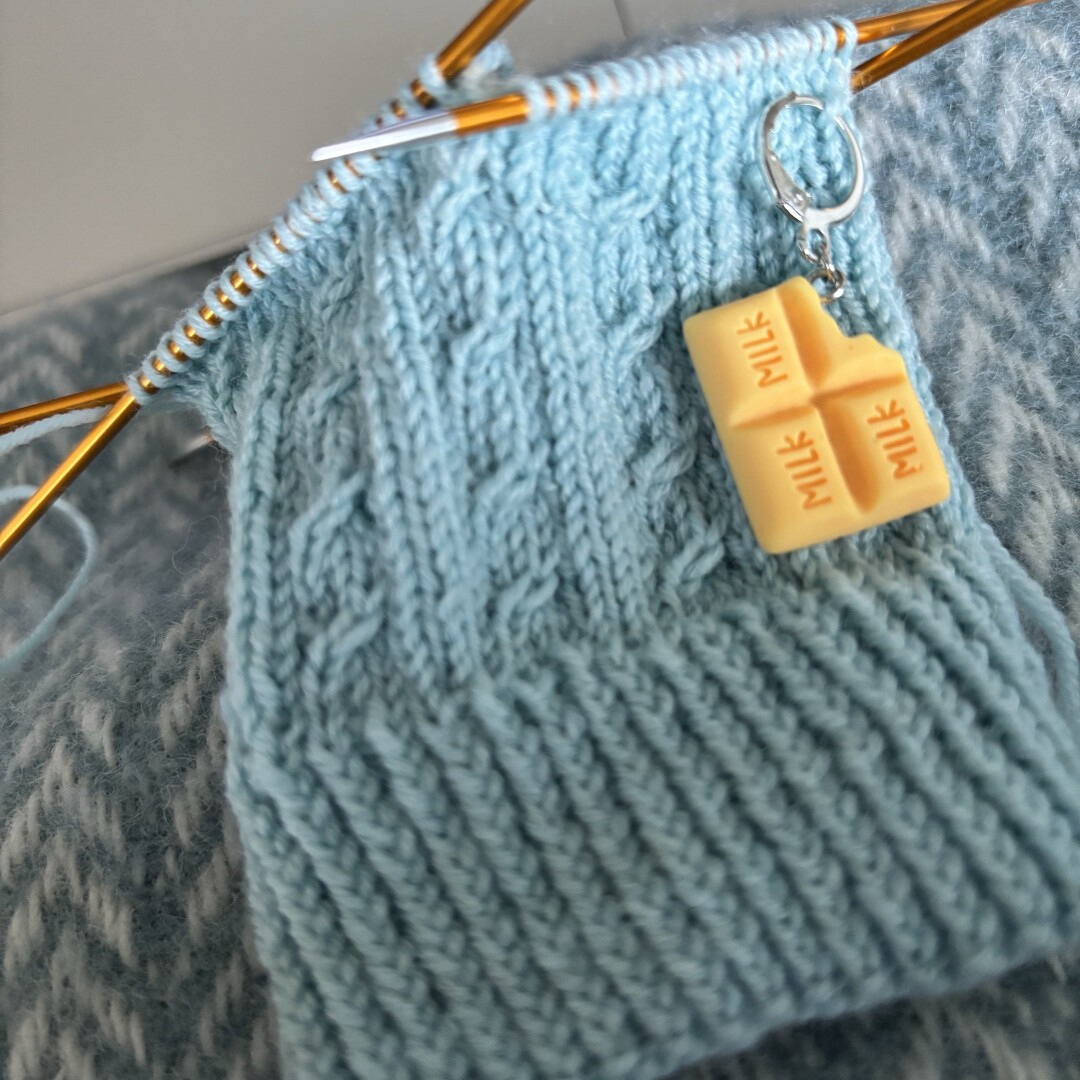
left=2, top=3, right=1080, bottom=1078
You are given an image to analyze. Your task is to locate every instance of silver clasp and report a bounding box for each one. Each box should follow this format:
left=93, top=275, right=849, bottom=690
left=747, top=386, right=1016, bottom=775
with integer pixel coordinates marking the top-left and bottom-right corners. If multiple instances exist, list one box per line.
left=760, top=93, right=866, bottom=303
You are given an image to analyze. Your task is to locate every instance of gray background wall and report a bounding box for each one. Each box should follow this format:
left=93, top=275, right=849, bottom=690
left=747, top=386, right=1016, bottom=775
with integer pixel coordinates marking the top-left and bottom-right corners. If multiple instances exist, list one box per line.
left=0, top=0, right=860, bottom=318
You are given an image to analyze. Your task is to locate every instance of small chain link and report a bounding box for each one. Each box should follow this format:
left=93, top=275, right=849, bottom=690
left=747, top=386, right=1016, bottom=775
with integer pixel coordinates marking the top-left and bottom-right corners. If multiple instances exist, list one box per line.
left=800, top=227, right=846, bottom=303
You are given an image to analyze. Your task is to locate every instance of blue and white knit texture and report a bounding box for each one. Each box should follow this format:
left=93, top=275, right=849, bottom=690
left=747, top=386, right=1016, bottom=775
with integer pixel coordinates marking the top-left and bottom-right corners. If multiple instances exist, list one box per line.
left=157, top=19, right=1080, bottom=1080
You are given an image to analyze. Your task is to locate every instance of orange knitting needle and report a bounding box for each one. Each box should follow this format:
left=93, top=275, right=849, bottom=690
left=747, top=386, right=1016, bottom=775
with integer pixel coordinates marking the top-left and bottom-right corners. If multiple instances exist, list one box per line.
left=411, top=0, right=533, bottom=106
left=312, top=0, right=1046, bottom=162
left=0, top=381, right=127, bottom=436
left=852, top=0, right=1039, bottom=44
left=852, top=0, right=1043, bottom=88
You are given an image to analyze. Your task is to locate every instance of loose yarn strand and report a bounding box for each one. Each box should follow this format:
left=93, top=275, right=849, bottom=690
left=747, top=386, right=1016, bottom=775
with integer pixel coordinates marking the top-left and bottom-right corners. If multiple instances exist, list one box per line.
left=0, top=485, right=97, bottom=675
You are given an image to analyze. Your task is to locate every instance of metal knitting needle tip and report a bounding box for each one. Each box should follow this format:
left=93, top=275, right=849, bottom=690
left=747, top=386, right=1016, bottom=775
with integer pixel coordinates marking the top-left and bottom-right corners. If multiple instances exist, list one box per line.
left=312, top=112, right=461, bottom=161
left=312, top=92, right=532, bottom=162
left=169, top=428, right=220, bottom=467
left=324, top=0, right=535, bottom=142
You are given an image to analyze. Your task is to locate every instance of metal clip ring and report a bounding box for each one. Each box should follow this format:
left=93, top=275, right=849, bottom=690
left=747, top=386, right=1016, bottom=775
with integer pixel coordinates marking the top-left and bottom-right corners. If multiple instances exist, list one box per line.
left=760, top=93, right=865, bottom=303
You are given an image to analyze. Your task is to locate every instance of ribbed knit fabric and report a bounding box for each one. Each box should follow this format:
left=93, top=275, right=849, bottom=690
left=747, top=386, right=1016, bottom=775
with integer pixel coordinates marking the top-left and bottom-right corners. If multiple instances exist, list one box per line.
left=155, top=20, right=1080, bottom=1080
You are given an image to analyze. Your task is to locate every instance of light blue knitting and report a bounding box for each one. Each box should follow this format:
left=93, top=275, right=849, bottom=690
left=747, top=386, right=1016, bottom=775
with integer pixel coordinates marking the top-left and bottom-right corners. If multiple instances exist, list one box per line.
left=138, top=19, right=1080, bottom=1080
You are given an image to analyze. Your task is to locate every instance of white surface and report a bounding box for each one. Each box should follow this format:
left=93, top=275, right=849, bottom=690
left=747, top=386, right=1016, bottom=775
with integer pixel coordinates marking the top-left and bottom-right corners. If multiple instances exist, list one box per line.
left=0, top=0, right=870, bottom=315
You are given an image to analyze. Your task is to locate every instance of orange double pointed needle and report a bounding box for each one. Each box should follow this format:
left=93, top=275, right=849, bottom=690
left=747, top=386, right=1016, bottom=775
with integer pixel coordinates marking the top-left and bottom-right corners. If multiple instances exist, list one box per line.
left=852, top=0, right=1041, bottom=89
left=389, top=0, right=534, bottom=112
left=853, top=0, right=1038, bottom=44
left=313, top=0, right=1047, bottom=162
left=0, top=381, right=127, bottom=436
left=413, top=0, right=533, bottom=104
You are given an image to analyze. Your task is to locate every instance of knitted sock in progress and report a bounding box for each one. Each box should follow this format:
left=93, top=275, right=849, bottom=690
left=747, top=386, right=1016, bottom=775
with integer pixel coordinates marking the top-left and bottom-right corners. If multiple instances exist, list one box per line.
left=149, top=20, right=1080, bottom=1080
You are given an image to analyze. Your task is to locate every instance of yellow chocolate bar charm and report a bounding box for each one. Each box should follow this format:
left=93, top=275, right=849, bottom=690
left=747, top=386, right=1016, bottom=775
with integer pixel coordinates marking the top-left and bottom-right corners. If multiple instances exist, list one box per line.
left=683, top=277, right=950, bottom=554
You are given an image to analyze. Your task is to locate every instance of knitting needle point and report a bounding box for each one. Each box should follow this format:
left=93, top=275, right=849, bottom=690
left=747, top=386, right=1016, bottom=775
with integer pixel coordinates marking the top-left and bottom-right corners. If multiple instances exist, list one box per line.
left=313, top=112, right=461, bottom=161
left=170, top=428, right=220, bottom=467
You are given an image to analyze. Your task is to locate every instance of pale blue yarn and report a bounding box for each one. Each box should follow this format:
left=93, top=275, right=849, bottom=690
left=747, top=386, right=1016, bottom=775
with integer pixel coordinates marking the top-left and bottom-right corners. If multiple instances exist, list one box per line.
left=142, top=19, right=1080, bottom=1080
left=0, top=407, right=109, bottom=455
left=0, top=414, right=104, bottom=673
left=0, top=485, right=97, bottom=675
